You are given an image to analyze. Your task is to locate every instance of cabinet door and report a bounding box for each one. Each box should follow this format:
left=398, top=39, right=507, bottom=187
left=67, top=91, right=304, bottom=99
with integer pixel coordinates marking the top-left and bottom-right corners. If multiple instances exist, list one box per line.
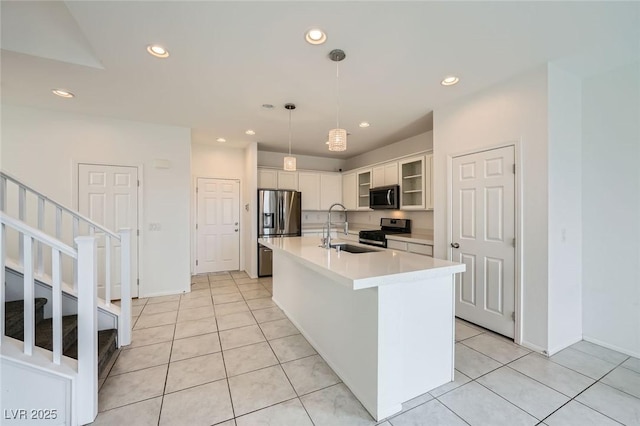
left=342, top=173, right=357, bottom=210
left=258, top=169, right=278, bottom=189
left=357, top=169, right=372, bottom=210
left=407, top=242, right=433, bottom=256
left=384, top=162, right=399, bottom=185
left=372, top=162, right=399, bottom=187
left=386, top=240, right=408, bottom=251
left=372, top=165, right=386, bottom=188
left=277, top=171, right=298, bottom=190
left=320, top=173, right=343, bottom=210
left=399, top=156, right=425, bottom=210
left=298, top=172, right=321, bottom=210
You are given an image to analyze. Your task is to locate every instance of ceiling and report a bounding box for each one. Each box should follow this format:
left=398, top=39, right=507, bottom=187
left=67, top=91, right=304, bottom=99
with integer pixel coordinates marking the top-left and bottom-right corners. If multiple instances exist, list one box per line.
left=1, top=1, right=638, bottom=159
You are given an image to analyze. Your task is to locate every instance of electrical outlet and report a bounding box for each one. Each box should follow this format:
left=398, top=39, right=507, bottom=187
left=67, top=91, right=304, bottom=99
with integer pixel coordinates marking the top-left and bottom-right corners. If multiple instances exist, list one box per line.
left=149, top=223, right=161, bottom=231
left=305, top=214, right=309, bottom=220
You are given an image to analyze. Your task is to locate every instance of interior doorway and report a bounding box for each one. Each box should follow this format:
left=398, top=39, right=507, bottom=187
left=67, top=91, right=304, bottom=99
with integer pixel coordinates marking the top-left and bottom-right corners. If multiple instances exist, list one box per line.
left=195, top=178, right=240, bottom=273
left=450, top=145, right=517, bottom=338
left=77, top=163, right=140, bottom=299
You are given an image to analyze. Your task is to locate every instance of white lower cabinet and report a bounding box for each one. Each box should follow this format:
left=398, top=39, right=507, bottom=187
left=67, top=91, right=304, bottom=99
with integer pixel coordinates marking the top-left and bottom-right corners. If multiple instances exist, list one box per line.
left=387, top=239, right=433, bottom=257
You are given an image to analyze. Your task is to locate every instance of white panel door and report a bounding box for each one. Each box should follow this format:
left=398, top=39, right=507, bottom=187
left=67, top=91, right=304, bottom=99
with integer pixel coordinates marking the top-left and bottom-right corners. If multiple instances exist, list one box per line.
left=451, top=146, right=515, bottom=337
left=78, top=164, right=139, bottom=299
left=196, top=178, right=240, bottom=273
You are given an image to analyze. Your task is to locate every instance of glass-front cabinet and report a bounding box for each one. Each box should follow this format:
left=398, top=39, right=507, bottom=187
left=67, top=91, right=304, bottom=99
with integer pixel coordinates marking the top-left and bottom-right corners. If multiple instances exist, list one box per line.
left=357, top=169, right=372, bottom=210
left=399, top=156, right=426, bottom=209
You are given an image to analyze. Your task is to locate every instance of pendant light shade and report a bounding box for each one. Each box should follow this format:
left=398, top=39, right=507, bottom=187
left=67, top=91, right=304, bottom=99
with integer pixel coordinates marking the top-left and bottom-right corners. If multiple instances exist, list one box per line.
left=328, top=128, right=347, bottom=152
left=328, top=49, right=347, bottom=152
left=283, top=156, right=296, bottom=171
left=284, top=103, right=297, bottom=171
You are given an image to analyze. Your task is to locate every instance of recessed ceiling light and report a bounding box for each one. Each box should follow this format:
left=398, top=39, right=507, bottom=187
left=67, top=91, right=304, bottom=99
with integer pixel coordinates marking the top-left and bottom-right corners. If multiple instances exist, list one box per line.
left=245, top=129, right=256, bottom=135
left=262, top=104, right=275, bottom=109
left=359, top=122, right=370, bottom=128
left=305, top=28, right=327, bottom=45
left=325, top=141, right=329, bottom=145
left=216, top=138, right=226, bottom=143
left=146, top=44, right=169, bottom=58
left=51, top=89, right=74, bottom=98
left=441, top=76, right=459, bottom=86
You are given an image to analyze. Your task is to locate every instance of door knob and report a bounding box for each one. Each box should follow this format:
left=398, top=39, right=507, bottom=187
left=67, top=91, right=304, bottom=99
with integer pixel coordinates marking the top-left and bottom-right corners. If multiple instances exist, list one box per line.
left=235, top=229, right=239, bottom=232
left=451, top=242, right=460, bottom=249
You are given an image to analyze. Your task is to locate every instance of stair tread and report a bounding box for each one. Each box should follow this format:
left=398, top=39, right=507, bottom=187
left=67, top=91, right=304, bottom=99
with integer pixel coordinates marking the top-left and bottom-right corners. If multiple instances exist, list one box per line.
left=4, top=298, right=48, bottom=339
left=35, top=315, right=78, bottom=351
left=4, top=298, right=119, bottom=377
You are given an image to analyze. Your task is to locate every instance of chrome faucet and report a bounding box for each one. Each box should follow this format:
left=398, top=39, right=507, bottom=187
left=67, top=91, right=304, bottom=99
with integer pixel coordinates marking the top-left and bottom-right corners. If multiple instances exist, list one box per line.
left=323, top=203, right=348, bottom=248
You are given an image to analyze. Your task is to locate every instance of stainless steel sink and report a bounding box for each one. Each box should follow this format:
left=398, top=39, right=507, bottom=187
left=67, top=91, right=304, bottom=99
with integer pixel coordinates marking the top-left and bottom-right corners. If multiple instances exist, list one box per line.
left=329, top=243, right=380, bottom=254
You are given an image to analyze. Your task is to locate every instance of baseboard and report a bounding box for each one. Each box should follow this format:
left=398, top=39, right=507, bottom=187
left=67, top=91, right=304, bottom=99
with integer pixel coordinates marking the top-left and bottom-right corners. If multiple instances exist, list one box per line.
left=547, top=336, right=582, bottom=357
left=520, top=339, right=548, bottom=356
left=583, top=335, right=640, bottom=358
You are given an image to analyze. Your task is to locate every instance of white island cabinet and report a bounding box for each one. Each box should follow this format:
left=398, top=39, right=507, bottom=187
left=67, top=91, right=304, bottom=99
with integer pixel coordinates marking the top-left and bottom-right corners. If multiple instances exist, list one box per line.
left=258, top=236, right=465, bottom=421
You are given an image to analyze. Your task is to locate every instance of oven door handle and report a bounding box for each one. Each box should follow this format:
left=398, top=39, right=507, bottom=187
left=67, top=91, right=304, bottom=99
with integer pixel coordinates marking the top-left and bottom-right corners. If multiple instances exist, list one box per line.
left=359, top=238, right=386, bottom=247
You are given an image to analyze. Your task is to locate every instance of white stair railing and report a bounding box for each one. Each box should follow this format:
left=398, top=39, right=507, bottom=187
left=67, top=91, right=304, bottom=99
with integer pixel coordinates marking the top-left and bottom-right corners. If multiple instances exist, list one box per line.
left=0, top=212, right=99, bottom=422
left=0, top=171, right=131, bottom=346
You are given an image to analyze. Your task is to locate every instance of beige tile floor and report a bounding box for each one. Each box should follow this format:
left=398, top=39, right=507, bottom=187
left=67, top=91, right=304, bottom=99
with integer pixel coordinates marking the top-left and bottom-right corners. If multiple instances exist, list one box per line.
left=94, top=272, right=640, bottom=425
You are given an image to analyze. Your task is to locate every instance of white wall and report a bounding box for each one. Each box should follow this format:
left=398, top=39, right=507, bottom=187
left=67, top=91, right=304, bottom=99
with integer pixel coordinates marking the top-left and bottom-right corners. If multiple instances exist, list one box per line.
left=258, top=151, right=346, bottom=172
left=244, top=143, right=259, bottom=278
left=582, top=62, right=640, bottom=357
left=1, top=105, right=192, bottom=298
left=191, top=142, right=247, bottom=273
left=344, top=132, right=433, bottom=171
left=434, top=67, right=550, bottom=352
left=547, top=64, right=583, bottom=354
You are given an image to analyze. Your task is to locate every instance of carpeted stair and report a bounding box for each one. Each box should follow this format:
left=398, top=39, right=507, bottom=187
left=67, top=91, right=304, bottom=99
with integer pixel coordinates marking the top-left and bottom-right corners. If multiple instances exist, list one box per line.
left=4, top=298, right=117, bottom=376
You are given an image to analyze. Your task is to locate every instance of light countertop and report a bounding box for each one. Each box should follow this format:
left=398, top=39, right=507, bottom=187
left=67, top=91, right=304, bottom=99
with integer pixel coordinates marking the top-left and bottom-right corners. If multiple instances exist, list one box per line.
left=259, top=236, right=464, bottom=290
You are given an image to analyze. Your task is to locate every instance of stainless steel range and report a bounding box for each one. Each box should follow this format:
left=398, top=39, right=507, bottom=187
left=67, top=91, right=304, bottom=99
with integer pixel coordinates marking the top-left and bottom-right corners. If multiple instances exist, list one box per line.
left=359, top=218, right=411, bottom=248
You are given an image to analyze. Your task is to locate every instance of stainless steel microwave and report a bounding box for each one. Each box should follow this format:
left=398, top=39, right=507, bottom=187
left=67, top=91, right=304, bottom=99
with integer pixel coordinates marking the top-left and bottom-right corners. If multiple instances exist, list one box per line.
left=369, top=185, right=400, bottom=209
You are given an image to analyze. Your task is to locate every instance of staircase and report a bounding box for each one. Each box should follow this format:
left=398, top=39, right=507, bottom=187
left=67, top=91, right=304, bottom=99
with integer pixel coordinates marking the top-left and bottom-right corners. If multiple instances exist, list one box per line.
left=5, top=298, right=117, bottom=377
left=1, top=171, right=133, bottom=425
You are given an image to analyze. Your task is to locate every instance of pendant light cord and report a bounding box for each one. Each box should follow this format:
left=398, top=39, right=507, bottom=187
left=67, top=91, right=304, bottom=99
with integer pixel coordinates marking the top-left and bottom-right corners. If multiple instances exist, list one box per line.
left=288, top=107, right=292, bottom=156
left=335, top=61, right=340, bottom=129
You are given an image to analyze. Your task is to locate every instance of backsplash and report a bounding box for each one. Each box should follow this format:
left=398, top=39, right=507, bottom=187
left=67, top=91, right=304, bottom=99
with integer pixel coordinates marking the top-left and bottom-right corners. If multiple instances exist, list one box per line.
left=302, top=209, right=432, bottom=231
left=346, top=210, right=433, bottom=231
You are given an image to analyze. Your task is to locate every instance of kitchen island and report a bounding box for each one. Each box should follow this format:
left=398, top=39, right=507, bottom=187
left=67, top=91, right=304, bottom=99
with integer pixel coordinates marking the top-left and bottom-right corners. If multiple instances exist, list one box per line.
left=258, top=236, right=465, bottom=421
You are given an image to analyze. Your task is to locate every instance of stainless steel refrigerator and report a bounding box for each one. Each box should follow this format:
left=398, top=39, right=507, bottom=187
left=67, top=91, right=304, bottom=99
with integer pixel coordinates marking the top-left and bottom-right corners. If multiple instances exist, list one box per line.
left=258, top=189, right=302, bottom=277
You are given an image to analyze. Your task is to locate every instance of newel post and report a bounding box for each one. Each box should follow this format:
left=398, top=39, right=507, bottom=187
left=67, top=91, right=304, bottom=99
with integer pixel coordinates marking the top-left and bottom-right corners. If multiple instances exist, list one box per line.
left=119, top=229, right=132, bottom=346
left=75, top=235, right=98, bottom=425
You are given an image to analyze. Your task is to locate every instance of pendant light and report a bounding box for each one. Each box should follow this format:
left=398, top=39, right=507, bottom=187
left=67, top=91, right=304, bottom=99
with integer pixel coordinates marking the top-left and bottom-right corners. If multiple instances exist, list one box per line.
left=283, top=103, right=297, bottom=171
left=328, top=49, right=347, bottom=152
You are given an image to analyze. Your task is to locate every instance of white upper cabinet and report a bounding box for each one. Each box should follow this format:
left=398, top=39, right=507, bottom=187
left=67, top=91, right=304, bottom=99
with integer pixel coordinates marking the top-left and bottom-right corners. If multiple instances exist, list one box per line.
left=258, top=169, right=278, bottom=189
left=342, top=172, right=357, bottom=210
left=257, top=168, right=298, bottom=190
left=372, top=162, right=399, bottom=188
left=320, top=173, right=343, bottom=210
left=399, top=155, right=426, bottom=210
left=291, top=171, right=342, bottom=211
left=357, top=169, right=372, bottom=210
left=298, top=172, right=321, bottom=210
left=277, top=171, right=298, bottom=190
